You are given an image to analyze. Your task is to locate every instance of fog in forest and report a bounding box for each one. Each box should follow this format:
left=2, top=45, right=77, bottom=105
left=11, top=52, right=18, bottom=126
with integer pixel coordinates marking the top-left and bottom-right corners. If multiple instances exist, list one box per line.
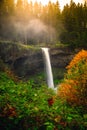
left=14, top=19, right=58, bottom=44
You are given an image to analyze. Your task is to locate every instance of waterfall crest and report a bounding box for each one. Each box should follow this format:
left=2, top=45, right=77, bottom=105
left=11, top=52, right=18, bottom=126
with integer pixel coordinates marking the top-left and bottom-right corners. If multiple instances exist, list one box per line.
left=42, top=48, right=54, bottom=89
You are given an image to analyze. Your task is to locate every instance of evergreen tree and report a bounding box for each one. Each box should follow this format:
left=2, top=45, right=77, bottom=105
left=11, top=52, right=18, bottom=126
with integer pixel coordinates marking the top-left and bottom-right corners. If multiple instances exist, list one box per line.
left=0, top=0, right=15, bottom=40
left=23, top=0, right=30, bottom=21
left=15, top=0, right=24, bottom=20
left=83, top=2, right=87, bottom=30
left=33, top=1, right=39, bottom=18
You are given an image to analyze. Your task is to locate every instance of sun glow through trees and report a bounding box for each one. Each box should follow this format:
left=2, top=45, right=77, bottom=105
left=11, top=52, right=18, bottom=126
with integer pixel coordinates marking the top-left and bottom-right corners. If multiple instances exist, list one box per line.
left=15, top=0, right=84, bottom=10
left=27, top=0, right=84, bottom=10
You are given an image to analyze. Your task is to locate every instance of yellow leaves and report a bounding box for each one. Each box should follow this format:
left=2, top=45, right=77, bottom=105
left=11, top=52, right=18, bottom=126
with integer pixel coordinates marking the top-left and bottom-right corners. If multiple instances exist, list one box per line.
left=54, top=115, right=62, bottom=123
left=34, top=107, right=39, bottom=112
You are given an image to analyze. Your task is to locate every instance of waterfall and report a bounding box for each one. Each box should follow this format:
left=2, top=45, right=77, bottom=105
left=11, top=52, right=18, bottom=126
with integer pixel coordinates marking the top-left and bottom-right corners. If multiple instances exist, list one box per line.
left=42, top=48, right=54, bottom=89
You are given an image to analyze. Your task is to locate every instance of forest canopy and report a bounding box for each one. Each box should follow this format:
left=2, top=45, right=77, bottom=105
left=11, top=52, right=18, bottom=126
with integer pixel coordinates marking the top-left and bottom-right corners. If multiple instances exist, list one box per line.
left=0, top=0, right=87, bottom=47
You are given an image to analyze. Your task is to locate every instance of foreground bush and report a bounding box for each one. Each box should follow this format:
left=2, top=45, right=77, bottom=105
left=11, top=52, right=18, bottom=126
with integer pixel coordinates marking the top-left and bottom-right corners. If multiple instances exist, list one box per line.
left=0, top=72, right=62, bottom=129
left=0, top=72, right=87, bottom=129
left=58, top=49, right=87, bottom=110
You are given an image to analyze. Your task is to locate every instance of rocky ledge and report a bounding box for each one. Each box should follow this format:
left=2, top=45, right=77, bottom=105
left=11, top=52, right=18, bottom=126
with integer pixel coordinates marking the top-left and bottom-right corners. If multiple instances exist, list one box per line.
left=0, top=41, right=78, bottom=78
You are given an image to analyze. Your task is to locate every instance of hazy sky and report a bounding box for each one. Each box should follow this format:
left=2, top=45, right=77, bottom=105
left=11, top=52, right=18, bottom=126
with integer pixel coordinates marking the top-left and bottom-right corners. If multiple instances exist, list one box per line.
left=28, top=0, right=84, bottom=10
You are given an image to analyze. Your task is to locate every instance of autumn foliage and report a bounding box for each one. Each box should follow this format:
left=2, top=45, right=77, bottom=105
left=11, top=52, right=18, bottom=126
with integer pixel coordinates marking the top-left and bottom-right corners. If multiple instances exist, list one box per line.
left=58, top=50, right=87, bottom=108
left=1, top=104, right=17, bottom=118
left=47, top=97, right=54, bottom=106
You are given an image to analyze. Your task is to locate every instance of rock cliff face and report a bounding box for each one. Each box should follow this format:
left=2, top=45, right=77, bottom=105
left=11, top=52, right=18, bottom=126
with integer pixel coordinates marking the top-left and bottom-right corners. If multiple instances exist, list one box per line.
left=50, top=47, right=74, bottom=68
left=0, top=42, right=43, bottom=77
left=0, top=41, right=76, bottom=79
left=13, top=51, right=43, bottom=77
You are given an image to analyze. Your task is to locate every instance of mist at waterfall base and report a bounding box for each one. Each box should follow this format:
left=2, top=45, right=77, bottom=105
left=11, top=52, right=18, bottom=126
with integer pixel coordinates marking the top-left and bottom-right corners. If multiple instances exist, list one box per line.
left=14, top=19, right=57, bottom=44
left=42, top=48, right=55, bottom=89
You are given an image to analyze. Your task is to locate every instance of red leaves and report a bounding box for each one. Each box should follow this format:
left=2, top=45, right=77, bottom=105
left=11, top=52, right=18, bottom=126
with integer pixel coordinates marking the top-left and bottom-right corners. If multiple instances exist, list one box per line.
left=8, top=107, right=17, bottom=117
left=47, top=97, right=54, bottom=106
left=59, top=121, right=67, bottom=127
left=1, top=104, right=17, bottom=117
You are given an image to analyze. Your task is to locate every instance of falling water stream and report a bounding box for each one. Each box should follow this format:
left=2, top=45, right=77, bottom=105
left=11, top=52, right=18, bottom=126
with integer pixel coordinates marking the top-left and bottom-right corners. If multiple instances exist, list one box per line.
left=42, top=48, right=54, bottom=89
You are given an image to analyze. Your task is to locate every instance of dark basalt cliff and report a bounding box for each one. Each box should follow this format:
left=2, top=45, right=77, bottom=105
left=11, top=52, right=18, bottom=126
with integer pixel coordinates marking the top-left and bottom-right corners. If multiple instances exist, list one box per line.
left=0, top=41, right=77, bottom=78
left=50, top=47, right=74, bottom=68
left=0, top=42, right=43, bottom=77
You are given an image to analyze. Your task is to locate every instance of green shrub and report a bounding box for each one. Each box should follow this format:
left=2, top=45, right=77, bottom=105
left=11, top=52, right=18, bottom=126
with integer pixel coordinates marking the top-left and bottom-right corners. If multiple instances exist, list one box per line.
left=0, top=72, right=86, bottom=130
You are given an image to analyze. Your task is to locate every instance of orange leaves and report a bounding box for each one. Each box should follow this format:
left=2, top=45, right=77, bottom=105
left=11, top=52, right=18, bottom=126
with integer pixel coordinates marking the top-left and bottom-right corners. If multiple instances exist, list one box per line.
left=67, top=49, right=87, bottom=69
left=58, top=49, right=87, bottom=106
left=58, top=80, right=78, bottom=105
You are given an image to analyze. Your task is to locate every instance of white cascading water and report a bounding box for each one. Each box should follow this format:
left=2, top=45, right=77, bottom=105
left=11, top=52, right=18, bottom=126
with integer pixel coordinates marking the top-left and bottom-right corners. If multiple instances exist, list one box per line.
left=42, top=48, right=54, bottom=89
